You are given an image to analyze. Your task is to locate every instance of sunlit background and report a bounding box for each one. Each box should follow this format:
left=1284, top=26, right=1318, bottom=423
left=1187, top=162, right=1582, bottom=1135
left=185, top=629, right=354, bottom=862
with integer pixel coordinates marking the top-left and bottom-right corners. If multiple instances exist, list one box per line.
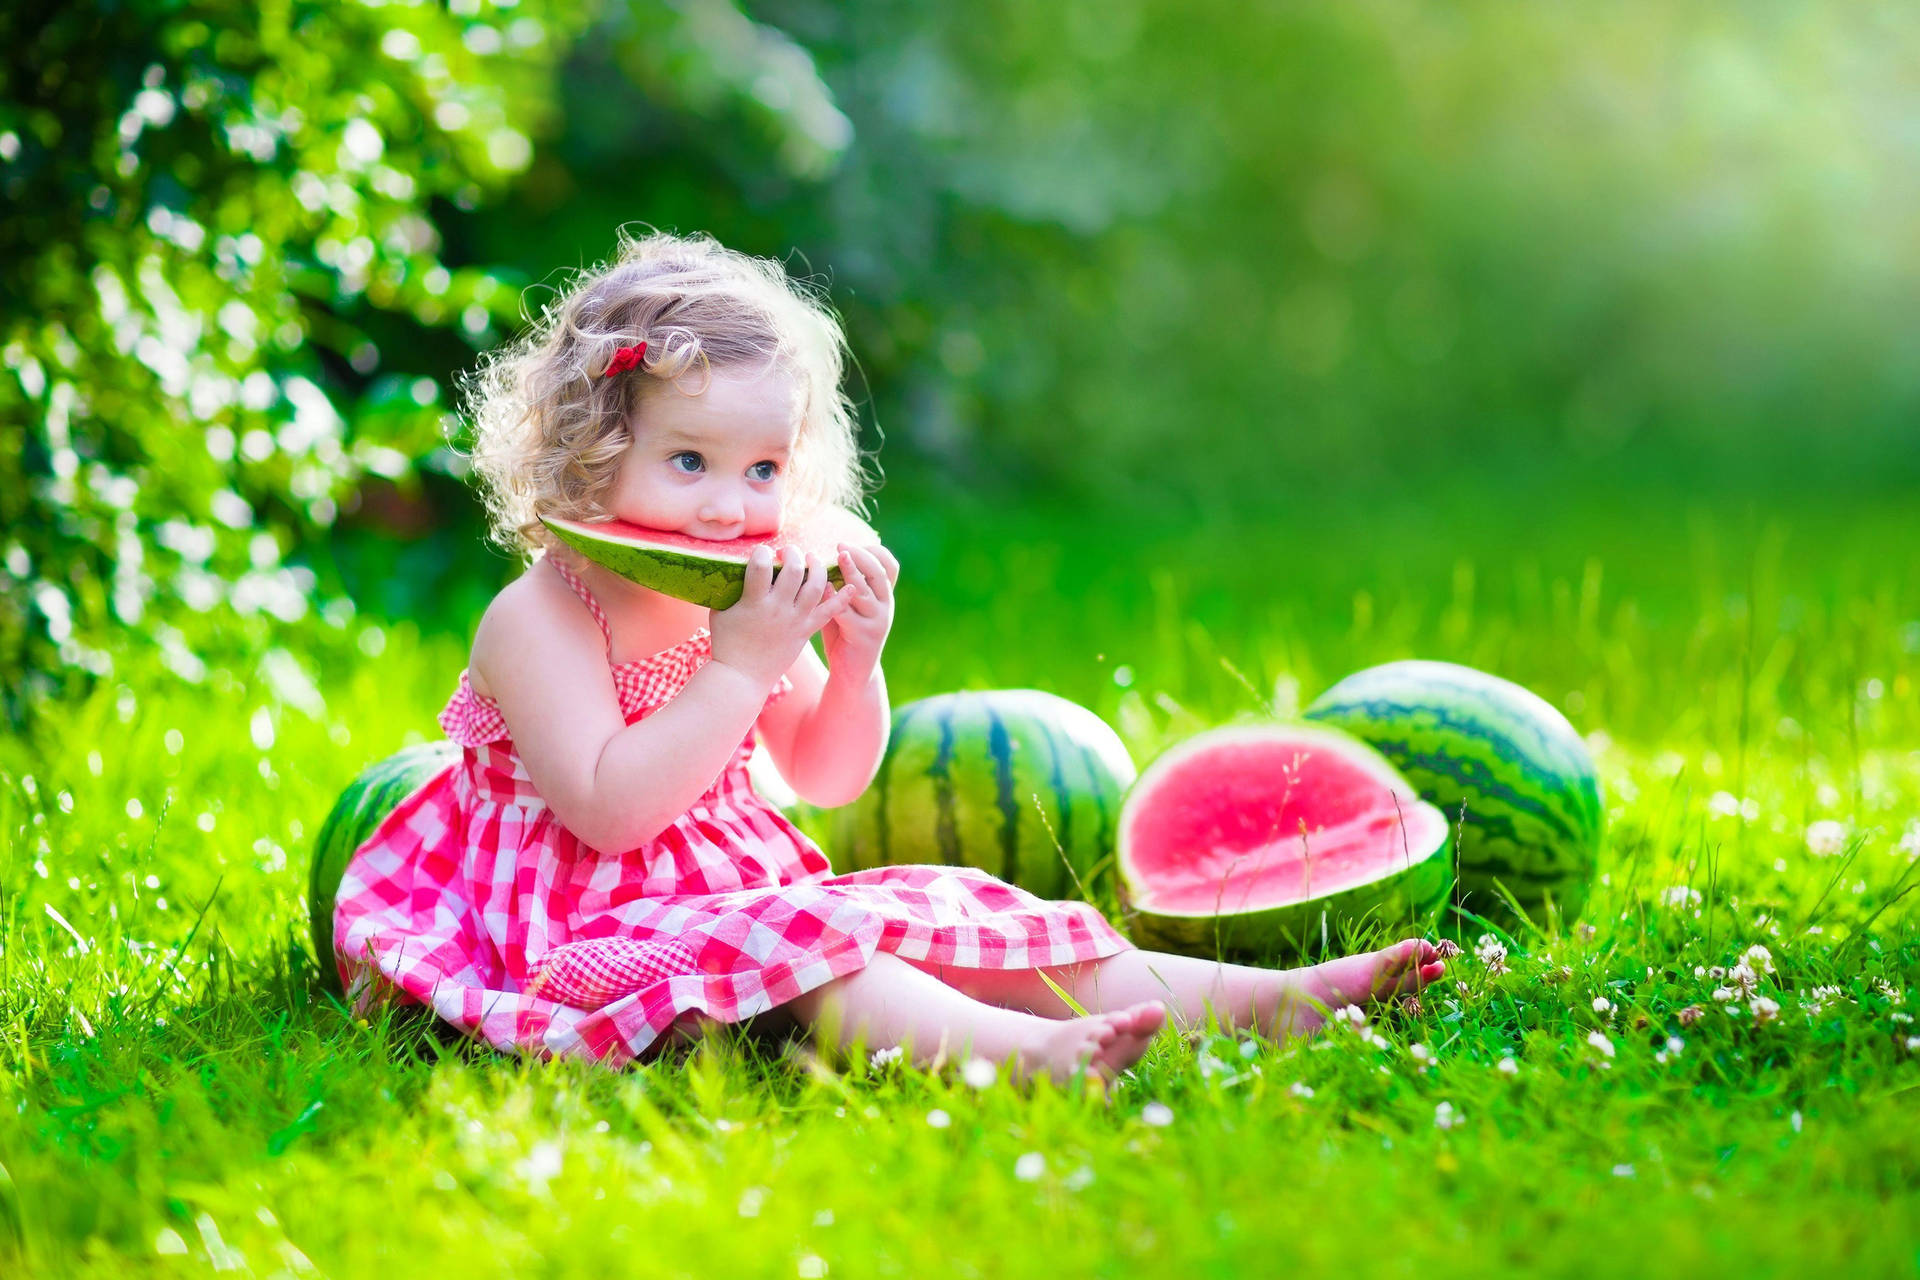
left=4, top=0, right=1917, bottom=716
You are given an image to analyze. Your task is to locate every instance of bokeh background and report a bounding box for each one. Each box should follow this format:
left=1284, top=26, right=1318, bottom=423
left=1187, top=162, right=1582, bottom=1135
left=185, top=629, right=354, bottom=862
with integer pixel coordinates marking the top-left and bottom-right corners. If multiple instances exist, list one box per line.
left=4, top=0, right=1918, bottom=727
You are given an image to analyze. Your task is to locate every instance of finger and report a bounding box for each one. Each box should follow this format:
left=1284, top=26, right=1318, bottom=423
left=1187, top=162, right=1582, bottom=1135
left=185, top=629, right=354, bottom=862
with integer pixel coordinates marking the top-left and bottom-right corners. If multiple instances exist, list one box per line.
left=860, top=545, right=898, bottom=599
left=798, top=554, right=830, bottom=608
left=838, top=553, right=882, bottom=617
left=837, top=545, right=872, bottom=595
left=742, top=544, right=776, bottom=601
left=807, top=587, right=851, bottom=631
left=778, top=545, right=807, bottom=604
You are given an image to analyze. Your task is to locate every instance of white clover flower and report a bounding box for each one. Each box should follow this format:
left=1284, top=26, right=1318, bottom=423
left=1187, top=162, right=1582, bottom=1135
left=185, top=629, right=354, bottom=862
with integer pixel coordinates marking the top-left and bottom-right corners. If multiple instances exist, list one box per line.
left=1712, top=986, right=1737, bottom=1003
left=1586, top=1030, right=1616, bottom=1059
left=1331, top=1004, right=1368, bottom=1028
left=961, top=1058, right=998, bottom=1089
left=1474, top=934, right=1510, bottom=975
left=1905, top=1036, right=1920, bottom=1052
left=1063, top=1165, right=1096, bottom=1192
left=1749, top=996, right=1782, bottom=1026
left=1790, top=1111, right=1803, bottom=1133
left=1708, top=791, right=1741, bottom=819
left=1742, top=944, right=1776, bottom=975
left=1409, top=1042, right=1434, bottom=1064
left=1013, top=1152, right=1046, bottom=1182
left=1141, top=1102, right=1174, bottom=1127
left=1898, top=820, right=1920, bottom=861
left=1612, top=1164, right=1635, bottom=1178
left=1592, top=996, right=1613, bottom=1017
left=1289, top=1081, right=1315, bottom=1099
left=1728, top=962, right=1761, bottom=997
left=1496, top=1056, right=1519, bottom=1076
left=1662, top=886, right=1703, bottom=908
left=925, top=1109, right=951, bottom=1129
left=1805, top=820, right=1849, bottom=857
left=869, top=1045, right=903, bottom=1069
left=1707, top=965, right=1728, bottom=981
left=1434, top=1101, right=1464, bottom=1130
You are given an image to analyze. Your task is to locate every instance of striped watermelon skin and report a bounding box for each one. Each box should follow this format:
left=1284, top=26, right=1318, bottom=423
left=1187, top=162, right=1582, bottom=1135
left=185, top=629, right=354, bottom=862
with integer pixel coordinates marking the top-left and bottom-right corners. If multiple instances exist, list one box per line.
left=1303, top=660, right=1604, bottom=926
left=829, top=690, right=1136, bottom=901
left=308, top=741, right=459, bottom=989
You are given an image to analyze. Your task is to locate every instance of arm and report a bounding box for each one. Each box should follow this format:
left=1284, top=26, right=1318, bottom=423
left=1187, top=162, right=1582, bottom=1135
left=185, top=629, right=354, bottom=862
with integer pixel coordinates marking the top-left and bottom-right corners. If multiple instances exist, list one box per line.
left=757, top=543, right=900, bottom=809
left=478, top=549, right=846, bottom=852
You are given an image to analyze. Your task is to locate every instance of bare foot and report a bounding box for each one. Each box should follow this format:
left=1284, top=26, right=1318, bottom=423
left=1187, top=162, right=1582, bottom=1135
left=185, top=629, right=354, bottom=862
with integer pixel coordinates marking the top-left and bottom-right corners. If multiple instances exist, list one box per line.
left=1011, top=1001, right=1167, bottom=1087
left=1279, top=938, right=1446, bottom=1037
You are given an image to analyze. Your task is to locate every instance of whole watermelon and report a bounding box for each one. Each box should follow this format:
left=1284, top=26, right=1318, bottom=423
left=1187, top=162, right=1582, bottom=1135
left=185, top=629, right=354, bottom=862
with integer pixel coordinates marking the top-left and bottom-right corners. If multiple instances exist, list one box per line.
left=1303, top=660, right=1603, bottom=927
left=309, top=741, right=459, bottom=990
left=830, top=690, right=1136, bottom=900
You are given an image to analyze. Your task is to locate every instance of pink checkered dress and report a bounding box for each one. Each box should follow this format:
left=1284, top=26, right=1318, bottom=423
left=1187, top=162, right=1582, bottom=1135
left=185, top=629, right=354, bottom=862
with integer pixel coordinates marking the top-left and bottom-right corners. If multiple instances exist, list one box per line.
left=331, top=554, right=1132, bottom=1067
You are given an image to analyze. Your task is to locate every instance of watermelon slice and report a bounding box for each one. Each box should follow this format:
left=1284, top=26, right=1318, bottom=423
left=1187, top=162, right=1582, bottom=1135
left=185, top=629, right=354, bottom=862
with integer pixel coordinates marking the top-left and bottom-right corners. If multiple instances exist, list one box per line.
left=542, top=506, right=880, bottom=609
left=1118, top=724, right=1452, bottom=959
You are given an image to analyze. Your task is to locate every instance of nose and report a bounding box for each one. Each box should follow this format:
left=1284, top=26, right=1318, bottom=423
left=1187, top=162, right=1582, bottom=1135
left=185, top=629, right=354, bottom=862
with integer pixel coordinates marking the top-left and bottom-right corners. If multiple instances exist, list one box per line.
left=697, top=482, right=746, bottom=529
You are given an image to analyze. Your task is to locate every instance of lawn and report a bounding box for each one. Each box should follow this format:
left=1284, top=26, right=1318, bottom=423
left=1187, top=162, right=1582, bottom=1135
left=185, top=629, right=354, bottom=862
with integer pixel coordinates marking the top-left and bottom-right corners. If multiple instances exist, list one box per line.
left=3, top=470, right=1917, bottom=1278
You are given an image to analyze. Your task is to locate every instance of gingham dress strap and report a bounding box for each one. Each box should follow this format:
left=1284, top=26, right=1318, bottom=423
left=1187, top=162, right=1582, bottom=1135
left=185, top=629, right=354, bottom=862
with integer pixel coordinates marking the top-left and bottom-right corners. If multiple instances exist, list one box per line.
left=546, top=554, right=614, bottom=661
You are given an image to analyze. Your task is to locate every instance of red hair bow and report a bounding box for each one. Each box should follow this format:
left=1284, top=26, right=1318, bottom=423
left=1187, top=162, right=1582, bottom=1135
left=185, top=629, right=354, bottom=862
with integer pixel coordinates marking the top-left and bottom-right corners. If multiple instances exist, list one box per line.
left=603, top=341, right=647, bottom=377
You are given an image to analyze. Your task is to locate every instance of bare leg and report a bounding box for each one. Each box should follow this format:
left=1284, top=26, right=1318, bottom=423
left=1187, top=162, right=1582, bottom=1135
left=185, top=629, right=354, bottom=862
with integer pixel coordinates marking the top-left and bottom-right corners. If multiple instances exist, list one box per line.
left=917, top=939, right=1446, bottom=1041
left=762, top=952, right=1167, bottom=1086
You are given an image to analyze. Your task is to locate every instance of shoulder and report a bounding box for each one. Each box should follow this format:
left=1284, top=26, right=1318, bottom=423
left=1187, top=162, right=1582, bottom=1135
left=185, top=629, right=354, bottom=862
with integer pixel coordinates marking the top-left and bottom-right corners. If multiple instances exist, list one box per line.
left=470, top=559, right=605, bottom=699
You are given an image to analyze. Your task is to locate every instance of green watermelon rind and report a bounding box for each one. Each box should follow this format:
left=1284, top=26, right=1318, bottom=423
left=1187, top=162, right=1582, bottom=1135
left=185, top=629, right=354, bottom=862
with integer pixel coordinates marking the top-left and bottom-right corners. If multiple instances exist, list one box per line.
left=830, top=690, right=1136, bottom=901
left=1124, top=829, right=1454, bottom=959
left=542, top=513, right=868, bottom=610
left=308, top=741, right=460, bottom=990
left=1114, top=724, right=1454, bottom=960
left=1302, top=660, right=1604, bottom=923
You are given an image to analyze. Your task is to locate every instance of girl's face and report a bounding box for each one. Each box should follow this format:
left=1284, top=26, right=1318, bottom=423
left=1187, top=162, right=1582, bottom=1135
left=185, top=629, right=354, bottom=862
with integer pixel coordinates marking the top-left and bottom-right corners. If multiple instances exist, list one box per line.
left=603, top=366, right=799, bottom=540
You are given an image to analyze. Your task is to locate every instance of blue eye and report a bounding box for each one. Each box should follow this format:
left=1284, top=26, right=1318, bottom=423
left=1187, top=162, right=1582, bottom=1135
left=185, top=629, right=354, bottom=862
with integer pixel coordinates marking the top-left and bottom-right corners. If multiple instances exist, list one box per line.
left=749, top=461, right=778, bottom=482
left=671, top=452, right=704, bottom=474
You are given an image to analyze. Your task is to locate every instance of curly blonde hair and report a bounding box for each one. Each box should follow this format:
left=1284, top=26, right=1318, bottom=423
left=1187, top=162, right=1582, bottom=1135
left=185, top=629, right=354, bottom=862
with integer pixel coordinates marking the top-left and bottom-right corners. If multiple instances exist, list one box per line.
left=459, top=228, right=870, bottom=560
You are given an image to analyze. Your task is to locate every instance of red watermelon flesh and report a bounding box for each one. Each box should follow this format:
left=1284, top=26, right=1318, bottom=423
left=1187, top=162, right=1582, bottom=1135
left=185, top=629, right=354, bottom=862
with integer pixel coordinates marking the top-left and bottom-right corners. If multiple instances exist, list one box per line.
left=1118, top=725, right=1452, bottom=955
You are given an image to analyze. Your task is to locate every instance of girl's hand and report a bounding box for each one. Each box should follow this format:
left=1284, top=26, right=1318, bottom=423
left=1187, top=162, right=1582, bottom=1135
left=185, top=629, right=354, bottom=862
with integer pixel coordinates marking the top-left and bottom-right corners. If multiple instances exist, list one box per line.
left=820, top=543, right=899, bottom=676
left=710, top=545, right=850, bottom=688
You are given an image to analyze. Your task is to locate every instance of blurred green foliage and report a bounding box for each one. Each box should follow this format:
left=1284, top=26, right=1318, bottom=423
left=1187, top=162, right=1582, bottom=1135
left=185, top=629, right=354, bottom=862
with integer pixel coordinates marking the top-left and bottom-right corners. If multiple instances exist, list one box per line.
left=5, top=0, right=1917, bottom=719
left=0, top=0, right=845, bottom=719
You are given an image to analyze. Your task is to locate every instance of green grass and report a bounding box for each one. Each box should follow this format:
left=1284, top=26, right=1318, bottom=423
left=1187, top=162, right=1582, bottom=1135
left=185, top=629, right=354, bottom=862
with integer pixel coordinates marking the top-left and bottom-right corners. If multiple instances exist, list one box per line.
left=4, top=476, right=1919, bottom=1278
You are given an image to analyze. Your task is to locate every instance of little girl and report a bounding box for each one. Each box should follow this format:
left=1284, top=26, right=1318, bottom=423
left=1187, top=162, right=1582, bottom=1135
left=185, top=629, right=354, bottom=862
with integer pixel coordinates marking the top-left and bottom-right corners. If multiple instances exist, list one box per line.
left=332, top=230, right=1447, bottom=1084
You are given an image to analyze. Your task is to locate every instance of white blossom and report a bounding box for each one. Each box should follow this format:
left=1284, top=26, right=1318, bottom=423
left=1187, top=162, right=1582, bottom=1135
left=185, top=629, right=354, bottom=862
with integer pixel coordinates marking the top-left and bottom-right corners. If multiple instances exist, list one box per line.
left=1586, top=1030, right=1616, bottom=1059
left=1805, top=820, right=1849, bottom=857
left=1496, top=1057, right=1519, bottom=1076
left=961, top=1058, right=998, bottom=1089
left=1434, top=1101, right=1464, bottom=1130
left=1141, top=1102, right=1175, bottom=1127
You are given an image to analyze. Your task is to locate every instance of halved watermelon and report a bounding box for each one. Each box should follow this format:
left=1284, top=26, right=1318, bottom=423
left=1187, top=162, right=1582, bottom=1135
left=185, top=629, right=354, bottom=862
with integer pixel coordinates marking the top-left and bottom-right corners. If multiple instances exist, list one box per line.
left=1118, top=724, right=1452, bottom=959
left=542, top=506, right=880, bottom=609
